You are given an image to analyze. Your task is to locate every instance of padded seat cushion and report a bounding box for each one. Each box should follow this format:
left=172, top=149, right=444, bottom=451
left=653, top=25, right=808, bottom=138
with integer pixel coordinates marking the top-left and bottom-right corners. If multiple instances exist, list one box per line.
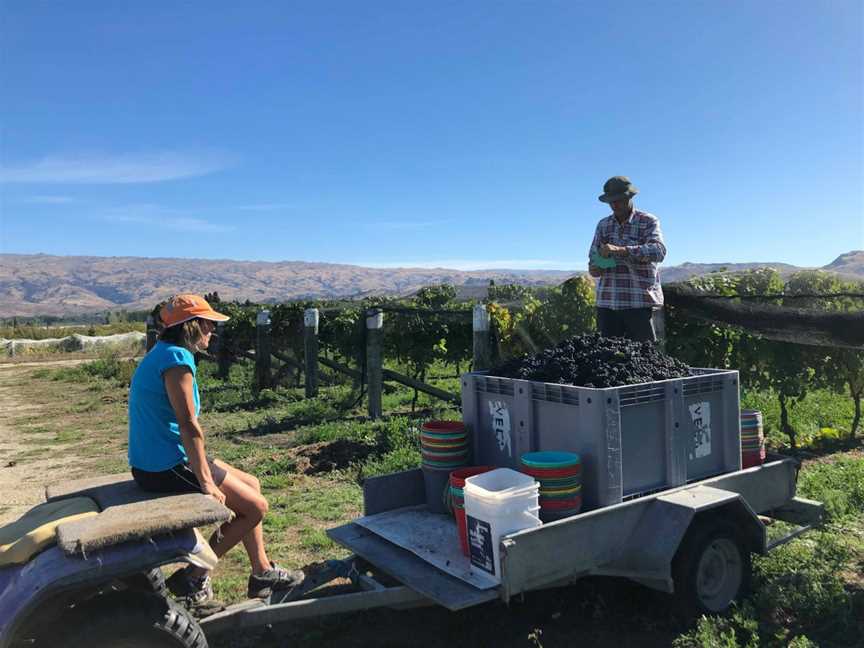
left=0, top=497, right=99, bottom=566
left=45, top=473, right=232, bottom=555
left=56, top=493, right=231, bottom=555
left=46, top=473, right=162, bottom=509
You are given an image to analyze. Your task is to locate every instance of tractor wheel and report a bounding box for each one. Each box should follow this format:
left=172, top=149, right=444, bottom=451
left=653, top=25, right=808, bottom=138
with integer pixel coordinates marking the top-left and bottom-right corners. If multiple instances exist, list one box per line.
left=58, top=590, right=207, bottom=648
left=672, top=518, right=751, bottom=618
left=121, top=567, right=169, bottom=597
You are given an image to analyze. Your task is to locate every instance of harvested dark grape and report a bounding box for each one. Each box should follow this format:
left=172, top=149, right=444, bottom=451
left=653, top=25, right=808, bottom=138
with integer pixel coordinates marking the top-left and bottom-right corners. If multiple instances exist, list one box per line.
left=490, top=334, right=693, bottom=388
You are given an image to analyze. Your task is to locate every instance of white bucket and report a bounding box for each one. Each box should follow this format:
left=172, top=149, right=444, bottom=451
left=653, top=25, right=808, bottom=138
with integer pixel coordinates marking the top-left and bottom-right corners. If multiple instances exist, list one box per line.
left=464, top=468, right=541, bottom=584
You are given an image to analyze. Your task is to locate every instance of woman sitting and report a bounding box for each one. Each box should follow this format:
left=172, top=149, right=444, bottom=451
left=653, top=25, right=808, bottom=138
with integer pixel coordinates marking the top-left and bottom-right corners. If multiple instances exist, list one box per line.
left=128, top=294, right=302, bottom=603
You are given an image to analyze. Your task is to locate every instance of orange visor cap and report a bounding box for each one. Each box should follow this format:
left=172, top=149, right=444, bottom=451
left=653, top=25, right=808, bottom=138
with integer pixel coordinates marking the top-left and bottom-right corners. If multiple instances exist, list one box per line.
left=160, top=294, right=230, bottom=328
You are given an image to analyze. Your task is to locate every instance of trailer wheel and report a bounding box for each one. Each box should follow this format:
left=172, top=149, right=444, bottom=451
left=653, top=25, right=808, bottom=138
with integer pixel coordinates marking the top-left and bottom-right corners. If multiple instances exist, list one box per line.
left=672, top=519, right=751, bottom=617
left=57, top=590, right=208, bottom=648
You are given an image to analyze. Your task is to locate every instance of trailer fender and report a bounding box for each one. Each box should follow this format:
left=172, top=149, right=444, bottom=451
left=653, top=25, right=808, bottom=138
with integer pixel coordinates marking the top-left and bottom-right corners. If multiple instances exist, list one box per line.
left=592, top=485, right=765, bottom=593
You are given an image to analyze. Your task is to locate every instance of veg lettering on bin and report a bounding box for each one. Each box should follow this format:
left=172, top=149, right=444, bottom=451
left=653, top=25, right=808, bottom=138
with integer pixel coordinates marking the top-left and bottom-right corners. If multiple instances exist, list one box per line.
left=488, top=401, right=512, bottom=457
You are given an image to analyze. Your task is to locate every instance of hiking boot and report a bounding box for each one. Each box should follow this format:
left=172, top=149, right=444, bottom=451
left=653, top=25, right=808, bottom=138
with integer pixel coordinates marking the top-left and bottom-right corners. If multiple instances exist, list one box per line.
left=166, top=566, right=214, bottom=606
left=247, top=562, right=305, bottom=599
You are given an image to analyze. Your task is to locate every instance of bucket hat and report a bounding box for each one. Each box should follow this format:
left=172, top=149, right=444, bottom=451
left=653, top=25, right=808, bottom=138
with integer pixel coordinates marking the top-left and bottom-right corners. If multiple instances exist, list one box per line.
left=598, top=176, right=639, bottom=203
left=160, top=294, right=230, bottom=328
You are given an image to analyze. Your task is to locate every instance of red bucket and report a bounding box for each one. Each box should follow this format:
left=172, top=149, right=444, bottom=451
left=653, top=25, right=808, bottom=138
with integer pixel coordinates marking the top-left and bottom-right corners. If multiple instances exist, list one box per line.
left=540, top=496, right=583, bottom=510
left=742, top=447, right=766, bottom=469
left=450, top=466, right=495, bottom=557
left=521, top=465, right=582, bottom=479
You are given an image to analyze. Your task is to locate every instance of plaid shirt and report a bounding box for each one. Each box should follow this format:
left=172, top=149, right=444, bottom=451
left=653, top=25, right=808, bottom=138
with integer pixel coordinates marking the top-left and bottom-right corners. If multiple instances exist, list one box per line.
left=589, top=209, right=666, bottom=310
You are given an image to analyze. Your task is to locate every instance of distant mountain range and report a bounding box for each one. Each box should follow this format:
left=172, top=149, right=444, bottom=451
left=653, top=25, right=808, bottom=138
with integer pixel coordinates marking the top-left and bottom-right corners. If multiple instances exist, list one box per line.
left=0, top=251, right=861, bottom=317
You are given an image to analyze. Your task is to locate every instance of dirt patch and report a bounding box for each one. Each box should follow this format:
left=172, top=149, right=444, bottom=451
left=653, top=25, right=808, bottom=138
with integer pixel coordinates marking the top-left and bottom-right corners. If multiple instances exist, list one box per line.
left=0, top=361, right=91, bottom=525
left=801, top=447, right=864, bottom=467
left=289, top=439, right=377, bottom=475
left=0, top=358, right=129, bottom=526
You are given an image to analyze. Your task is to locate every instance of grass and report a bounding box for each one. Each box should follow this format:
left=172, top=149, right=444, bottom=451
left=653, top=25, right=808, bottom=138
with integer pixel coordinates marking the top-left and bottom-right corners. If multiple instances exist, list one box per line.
left=6, top=355, right=863, bottom=646
left=741, top=387, right=859, bottom=449
left=798, top=455, right=864, bottom=520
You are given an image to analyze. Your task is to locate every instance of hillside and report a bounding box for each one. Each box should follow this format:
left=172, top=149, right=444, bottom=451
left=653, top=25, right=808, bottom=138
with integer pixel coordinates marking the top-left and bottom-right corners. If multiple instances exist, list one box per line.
left=0, top=255, right=573, bottom=317
left=0, top=252, right=860, bottom=317
left=823, top=250, right=864, bottom=276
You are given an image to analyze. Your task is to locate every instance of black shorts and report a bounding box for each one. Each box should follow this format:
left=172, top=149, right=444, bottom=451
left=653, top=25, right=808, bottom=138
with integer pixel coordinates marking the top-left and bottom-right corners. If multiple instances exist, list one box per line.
left=131, top=458, right=228, bottom=494
left=597, top=307, right=657, bottom=343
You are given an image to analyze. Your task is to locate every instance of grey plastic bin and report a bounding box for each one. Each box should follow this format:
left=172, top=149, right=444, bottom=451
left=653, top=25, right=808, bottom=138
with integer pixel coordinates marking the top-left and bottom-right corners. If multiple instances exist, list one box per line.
left=460, top=369, right=741, bottom=511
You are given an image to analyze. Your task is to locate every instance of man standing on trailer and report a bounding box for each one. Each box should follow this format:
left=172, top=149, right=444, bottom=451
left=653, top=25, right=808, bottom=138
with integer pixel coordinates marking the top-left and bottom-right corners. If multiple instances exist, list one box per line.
left=588, top=176, right=666, bottom=342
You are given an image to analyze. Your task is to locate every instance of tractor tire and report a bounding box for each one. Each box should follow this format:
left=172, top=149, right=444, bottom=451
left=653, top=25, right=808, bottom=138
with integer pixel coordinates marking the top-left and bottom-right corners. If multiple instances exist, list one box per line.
left=58, top=590, right=207, bottom=648
left=121, top=567, right=169, bottom=597
left=671, top=517, right=751, bottom=618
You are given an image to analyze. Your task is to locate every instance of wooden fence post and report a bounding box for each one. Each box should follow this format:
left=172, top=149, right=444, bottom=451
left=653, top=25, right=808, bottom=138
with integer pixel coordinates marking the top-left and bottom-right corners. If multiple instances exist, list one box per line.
left=473, top=304, right=491, bottom=371
left=145, top=316, right=158, bottom=352
left=366, top=308, right=384, bottom=419
left=304, top=308, right=319, bottom=398
left=215, top=321, right=231, bottom=379
left=255, top=309, right=271, bottom=392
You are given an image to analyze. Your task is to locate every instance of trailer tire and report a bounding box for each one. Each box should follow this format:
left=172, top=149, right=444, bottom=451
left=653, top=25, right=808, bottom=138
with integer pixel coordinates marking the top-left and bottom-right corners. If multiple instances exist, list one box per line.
left=57, top=590, right=208, bottom=648
left=672, top=518, right=751, bottom=618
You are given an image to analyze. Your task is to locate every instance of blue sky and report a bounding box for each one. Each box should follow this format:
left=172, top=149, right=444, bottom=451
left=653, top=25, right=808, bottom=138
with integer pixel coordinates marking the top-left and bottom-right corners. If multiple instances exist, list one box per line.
left=1, top=1, right=862, bottom=271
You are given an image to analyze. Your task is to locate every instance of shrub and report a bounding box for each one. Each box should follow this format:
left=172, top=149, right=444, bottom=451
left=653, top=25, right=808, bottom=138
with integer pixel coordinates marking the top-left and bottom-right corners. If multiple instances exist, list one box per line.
left=49, top=354, right=138, bottom=387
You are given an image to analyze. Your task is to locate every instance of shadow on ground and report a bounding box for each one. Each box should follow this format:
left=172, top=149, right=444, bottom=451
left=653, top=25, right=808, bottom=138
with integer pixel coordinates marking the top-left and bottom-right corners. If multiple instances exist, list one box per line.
left=212, top=577, right=683, bottom=648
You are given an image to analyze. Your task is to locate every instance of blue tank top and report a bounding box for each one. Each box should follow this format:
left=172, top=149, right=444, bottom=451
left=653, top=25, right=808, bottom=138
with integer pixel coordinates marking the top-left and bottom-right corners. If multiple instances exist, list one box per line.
left=128, top=341, right=200, bottom=471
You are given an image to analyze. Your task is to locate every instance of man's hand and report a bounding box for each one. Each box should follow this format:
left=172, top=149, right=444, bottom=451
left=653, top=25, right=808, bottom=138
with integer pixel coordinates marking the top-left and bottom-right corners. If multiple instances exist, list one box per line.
left=600, top=243, right=629, bottom=258
left=202, top=481, right=227, bottom=506
left=588, top=264, right=602, bottom=278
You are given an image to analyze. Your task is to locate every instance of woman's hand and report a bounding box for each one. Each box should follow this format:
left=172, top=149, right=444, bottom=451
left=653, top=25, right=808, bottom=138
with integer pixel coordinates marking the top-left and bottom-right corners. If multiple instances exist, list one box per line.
left=202, top=481, right=227, bottom=506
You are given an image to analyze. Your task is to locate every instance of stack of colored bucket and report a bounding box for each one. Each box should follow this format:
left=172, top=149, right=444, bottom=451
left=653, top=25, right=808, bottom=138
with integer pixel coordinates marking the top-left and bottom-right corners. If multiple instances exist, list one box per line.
left=420, top=421, right=470, bottom=513
left=740, top=409, right=766, bottom=469
left=449, top=466, right=494, bottom=557
left=520, top=451, right=582, bottom=522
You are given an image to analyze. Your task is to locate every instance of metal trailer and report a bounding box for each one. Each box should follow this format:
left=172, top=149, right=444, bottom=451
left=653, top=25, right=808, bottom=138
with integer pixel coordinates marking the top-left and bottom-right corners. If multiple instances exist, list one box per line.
left=196, top=453, right=823, bottom=637
left=2, top=459, right=824, bottom=645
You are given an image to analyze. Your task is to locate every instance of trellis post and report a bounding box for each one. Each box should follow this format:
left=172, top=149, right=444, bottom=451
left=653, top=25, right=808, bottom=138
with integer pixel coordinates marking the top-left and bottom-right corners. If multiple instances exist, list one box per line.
left=255, top=309, right=271, bottom=392
left=145, top=315, right=158, bottom=352
left=366, top=308, right=384, bottom=419
left=304, top=308, right=320, bottom=398
left=215, top=321, right=231, bottom=379
left=472, top=304, right=491, bottom=371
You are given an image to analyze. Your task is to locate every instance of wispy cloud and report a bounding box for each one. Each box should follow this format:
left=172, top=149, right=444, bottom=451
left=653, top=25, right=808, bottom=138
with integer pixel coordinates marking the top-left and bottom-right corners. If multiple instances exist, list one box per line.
left=363, top=220, right=452, bottom=231
left=236, top=203, right=295, bottom=211
left=0, top=151, right=234, bottom=184
left=20, top=195, right=76, bottom=204
left=102, top=204, right=234, bottom=233
left=358, top=259, right=579, bottom=271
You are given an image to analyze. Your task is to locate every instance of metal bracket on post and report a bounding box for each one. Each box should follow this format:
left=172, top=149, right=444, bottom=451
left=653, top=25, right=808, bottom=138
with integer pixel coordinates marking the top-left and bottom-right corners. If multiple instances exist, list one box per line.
left=304, top=308, right=320, bottom=398
left=473, top=304, right=491, bottom=371
left=255, top=309, right=271, bottom=392
left=366, top=309, right=384, bottom=420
